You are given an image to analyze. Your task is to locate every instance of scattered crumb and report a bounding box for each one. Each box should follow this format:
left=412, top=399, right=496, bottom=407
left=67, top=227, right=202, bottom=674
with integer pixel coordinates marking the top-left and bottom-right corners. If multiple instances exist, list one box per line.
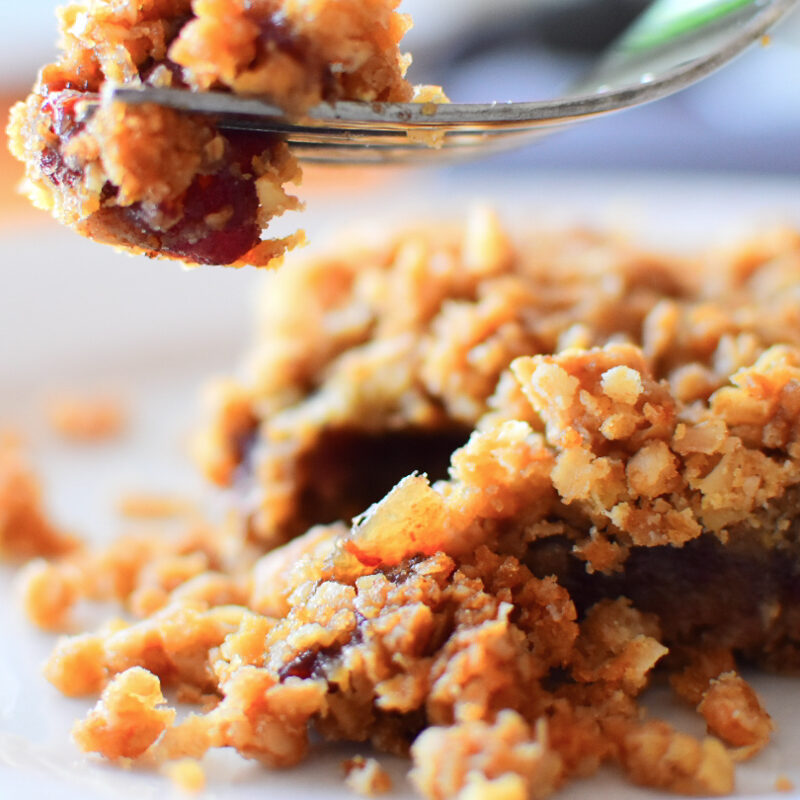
left=0, top=440, right=78, bottom=561
left=619, top=721, right=733, bottom=796
left=46, top=394, right=126, bottom=442
left=72, top=667, right=175, bottom=761
left=20, top=521, right=250, bottom=632
left=163, top=758, right=206, bottom=794
left=116, top=493, right=194, bottom=521
left=20, top=558, right=80, bottom=631
left=343, top=756, right=393, bottom=796
left=775, top=775, right=795, bottom=792
left=698, top=672, right=773, bottom=759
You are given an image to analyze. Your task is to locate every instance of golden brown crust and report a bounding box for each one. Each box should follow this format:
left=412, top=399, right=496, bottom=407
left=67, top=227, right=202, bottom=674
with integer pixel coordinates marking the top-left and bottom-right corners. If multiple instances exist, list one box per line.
left=185, top=213, right=800, bottom=794
left=196, top=213, right=800, bottom=555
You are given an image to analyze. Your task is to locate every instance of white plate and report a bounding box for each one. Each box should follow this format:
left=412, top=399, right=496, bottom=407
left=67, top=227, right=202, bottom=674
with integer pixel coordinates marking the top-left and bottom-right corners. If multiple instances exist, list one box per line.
left=2, top=172, right=800, bottom=800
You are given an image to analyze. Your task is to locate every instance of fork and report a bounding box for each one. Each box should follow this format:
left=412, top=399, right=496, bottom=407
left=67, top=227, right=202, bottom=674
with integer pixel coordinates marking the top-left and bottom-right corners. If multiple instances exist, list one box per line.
left=99, top=0, right=798, bottom=164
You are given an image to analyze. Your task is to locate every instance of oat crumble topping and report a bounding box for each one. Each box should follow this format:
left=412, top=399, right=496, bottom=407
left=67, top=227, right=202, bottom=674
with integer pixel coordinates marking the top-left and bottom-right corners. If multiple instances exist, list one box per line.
left=8, top=211, right=800, bottom=797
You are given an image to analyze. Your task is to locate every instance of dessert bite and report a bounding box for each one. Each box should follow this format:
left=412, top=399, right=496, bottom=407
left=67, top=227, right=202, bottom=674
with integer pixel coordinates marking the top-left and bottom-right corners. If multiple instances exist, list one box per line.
left=7, top=0, right=418, bottom=266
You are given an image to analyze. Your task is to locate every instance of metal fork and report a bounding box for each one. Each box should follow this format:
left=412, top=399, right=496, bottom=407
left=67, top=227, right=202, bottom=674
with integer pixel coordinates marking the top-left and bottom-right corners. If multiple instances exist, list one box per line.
left=100, top=0, right=798, bottom=164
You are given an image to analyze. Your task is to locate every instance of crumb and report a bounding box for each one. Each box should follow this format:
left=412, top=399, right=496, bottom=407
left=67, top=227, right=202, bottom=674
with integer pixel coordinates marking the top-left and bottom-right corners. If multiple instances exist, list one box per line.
left=116, top=493, right=194, bottom=520
left=46, top=393, right=126, bottom=441
left=20, top=558, right=80, bottom=631
left=410, top=713, right=562, bottom=800
left=342, top=756, right=392, bottom=796
left=44, top=632, right=107, bottom=697
left=72, top=667, right=175, bottom=760
left=698, top=672, right=773, bottom=759
left=775, top=775, right=795, bottom=792
left=163, top=758, right=206, bottom=794
left=618, top=721, right=733, bottom=796
left=0, top=440, right=78, bottom=561
left=21, top=517, right=249, bottom=631
left=669, top=647, right=736, bottom=706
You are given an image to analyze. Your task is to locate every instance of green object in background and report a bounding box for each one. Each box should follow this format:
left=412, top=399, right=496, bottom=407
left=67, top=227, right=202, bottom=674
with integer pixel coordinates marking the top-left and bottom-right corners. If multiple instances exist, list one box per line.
left=622, top=0, right=758, bottom=50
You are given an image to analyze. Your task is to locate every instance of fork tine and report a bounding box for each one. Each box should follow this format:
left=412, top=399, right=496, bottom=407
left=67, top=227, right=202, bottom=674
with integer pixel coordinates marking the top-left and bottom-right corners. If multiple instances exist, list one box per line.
left=100, top=84, right=574, bottom=162
left=287, top=131, right=557, bottom=164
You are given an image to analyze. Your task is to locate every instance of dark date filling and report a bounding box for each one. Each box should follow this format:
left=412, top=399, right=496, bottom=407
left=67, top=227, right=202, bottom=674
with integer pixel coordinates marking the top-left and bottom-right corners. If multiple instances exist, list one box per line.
left=138, top=56, right=188, bottom=87
left=39, top=89, right=92, bottom=189
left=279, top=644, right=342, bottom=682
left=115, top=169, right=262, bottom=266
left=36, top=82, right=277, bottom=265
left=526, top=524, right=800, bottom=668
left=295, top=428, right=471, bottom=527
left=236, top=427, right=472, bottom=543
left=113, top=129, right=276, bottom=264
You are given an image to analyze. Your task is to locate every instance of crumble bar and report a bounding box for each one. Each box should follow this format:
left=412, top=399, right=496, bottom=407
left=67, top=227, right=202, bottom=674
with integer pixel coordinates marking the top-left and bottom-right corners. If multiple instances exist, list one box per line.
left=7, top=0, right=421, bottom=266
left=14, top=212, right=800, bottom=797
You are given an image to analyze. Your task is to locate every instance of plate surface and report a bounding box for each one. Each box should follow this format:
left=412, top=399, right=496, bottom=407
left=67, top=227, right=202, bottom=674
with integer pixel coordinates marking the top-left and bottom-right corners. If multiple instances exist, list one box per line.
left=2, top=172, right=800, bottom=799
